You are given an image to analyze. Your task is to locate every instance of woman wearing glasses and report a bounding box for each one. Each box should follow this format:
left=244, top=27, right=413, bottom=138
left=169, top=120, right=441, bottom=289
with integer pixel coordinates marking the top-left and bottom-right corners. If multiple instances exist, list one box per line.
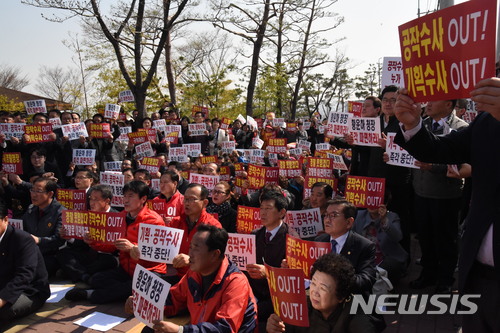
left=206, top=181, right=237, bottom=233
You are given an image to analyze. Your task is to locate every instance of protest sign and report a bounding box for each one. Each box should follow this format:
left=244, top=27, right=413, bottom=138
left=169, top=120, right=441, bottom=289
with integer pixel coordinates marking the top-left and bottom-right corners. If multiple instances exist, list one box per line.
left=132, top=265, right=171, bottom=328
left=278, top=160, right=302, bottom=178
left=104, top=103, right=120, bottom=120
left=267, top=138, right=287, bottom=154
left=49, top=117, right=61, bottom=130
left=87, top=211, right=126, bottom=244
left=189, top=173, right=219, bottom=194
left=138, top=224, right=183, bottom=263
left=24, top=124, right=54, bottom=144
left=140, top=157, right=161, bottom=174
left=119, top=90, right=135, bottom=103
left=221, top=141, right=236, bottom=154
left=398, top=0, right=496, bottom=102
left=247, top=164, right=279, bottom=189
left=286, top=235, right=331, bottom=278
left=184, top=143, right=201, bottom=157
left=200, top=155, right=217, bottom=166
left=146, top=200, right=182, bottom=219
left=152, top=119, right=167, bottom=132
left=327, top=153, right=348, bottom=171
left=219, top=165, right=231, bottom=181
left=306, top=157, right=333, bottom=178
left=272, top=118, right=285, bottom=128
left=57, top=189, right=87, bottom=210
left=128, top=131, right=148, bottom=145
left=463, top=110, right=477, bottom=123
left=246, top=116, right=258, bottom=130
left=9, top=219, right=23, bottom=230
left=151, top=179, right=160, bottom=192
left=61, top=122, right=88, bottom=141
left=220, top=117, right=232, bottom=130
left=250, top=149, right=265, bottom=165
left=1, top=152, right=22, bottom=174
left=326, top=111, right=351, bottom=138
left=62, top=210, right=89, bottom=239
left=345, top=175, right=386, bottom=208
left=188, top=123, right=207, bottom=136
left=382, top=57, right=405, bottom=88
left=286, top=122, right=297, bottom=132
left=386, top=133, right=418, bottom=169
left=135, top=141, right=155, bottom=159
left=285, top=208, right=323, bottom=239
left=163, top=131, right=179, bottom=144
left=315, top=143, right=330, bottom=151
left=226, top=233, right=256, bottom=270
left=0, top=123, right=25, bottom=141
left=348, top=117, right=382, bottom=147
left=252, top=137, right=264, bottom=149
left=139, top=128, right=157, bottom=142
left=303, top=176, right=337, bottom=198
left=24, top=99, right=47, bottom=114
left=100, top=172, right=124, bottom=207
left=297, top=140, right=311, bottom=151
left=168, top=147, right=189, bottom=163
left=302, top=121, right=311, bottom=130
left=348, top=101, right=363, bottom=118
left=289, top=148, right=302, bottom=156
left=265, top=265, right=309, bottom=327
left=236, top=206, right=262, bottom=234
left=117, top=126, right=132, bottom=142
left=90, top=123, right=111, bottom=139
left=191, top=105, right=209, bottom=119
left=104, top=161, right=122, bottom=172
left=72, top=149, right=96, bottom=166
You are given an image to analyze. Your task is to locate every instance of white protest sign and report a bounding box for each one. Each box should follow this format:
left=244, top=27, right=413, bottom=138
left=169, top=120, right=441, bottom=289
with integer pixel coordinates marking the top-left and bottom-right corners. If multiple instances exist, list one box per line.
left=303, top=121, right=311, bottom=130
left=385, top=133, right=418, bottom=169
left=135, top=141, right=155, bottom=159
left=132, top=265, right=171, bottom=328
left=297, top=140, right=311, bottom=151
left=272, top=118, right=285, bottom=128
left=184, top=143, right=201, bottom=157
left=117, top=126, right=132, bottom=142
left=0, top=123, right=25, bottom=140
left=9, top=218, right=23, bottom=230
left=165, top=125, right=182, bottom=137
left=315, top=143, right=330, bottom=151
left=326, top=153, right=348, bottom=171
left=221, top=141, right=236, bottom=154
left=326, top=112, right=351, bottom=137
left=268, top=153, right=278, bottom=167
left=104, top=103, right=120, bottom=119
left=252, top=137, right=264, bottom=149
left=188, top=123, right=206, bottom=136
left=119, top=90, right=134, bottom=103
left=348, top=117, right=382, bottom=147
left=151, top=179, right=160, bottom=192
left=381, top=57, right=405, bottom=88
left=237, top=114, right=246, bottom=125
left=285, top=208, right=323, bottom=239
left=153, top=119, right=167, bottom=132
left=226, top=233, right=256, bottom=270
left=72, top=149, right=96, bottom=166
left=24, top=99, right=47, bottom=114
left=61, top=122, right=89, bottom=141
left=49, top=117, right=62, bottom=129
left=169, top=147, right=189, bottom=163
left=138, top=224, right=184, bottom=264
left=100, top=172, right=124, bottom=207
left=189, top=173, right=220, bottom=193
left=250, top=149, right=265, bottom=165
left=246, top=115, right=258, bottom=130
left=104, top=161, right=122, bottom=172
left=289, top=147, right=302, bottom=156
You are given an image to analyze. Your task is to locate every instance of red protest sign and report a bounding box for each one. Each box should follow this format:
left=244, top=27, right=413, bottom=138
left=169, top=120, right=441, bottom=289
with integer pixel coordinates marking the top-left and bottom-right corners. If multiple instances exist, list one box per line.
left=286, top=235, right=331, bottom=278
left=219, top=165, right=231, bottom=181
left=348, top=101, right=363, bottom=118
left=24, top=124, right=54, bottom=144
left=265, top=264, right=309, bottom=327
left=247, top=164, right=279, bottom=189
left=200, top=155, right=217, bottom=165
left=278, top=160, right=302, bottom=178
left=303, top=176, right=337, bottom=199
left=306, top=157, right=333, bottom=178
left=345, top=175, right=385, bottom=209
left=62, top=210, right=89, bottom=239
left=139, top=128, right=157, bottom=142
left=398, top=0, right=496, bottom=102
left=1, top=152, right=22, bottom=174
left=89, top=123, right=111, bottom=138
left=267, top=138, right=288, bottom=154
left=191, top=105, right=209, bottom=119
left=57, top=189, right=87, bottom=210
left=220, top=117, right=232, bottom=130
left=87, top=211, right=126, bottom=244
left=140, top=157, right=161, bottom=174
left=236, top=206, right=262, bottom=234
left=128, top=131, right=148, bottom=145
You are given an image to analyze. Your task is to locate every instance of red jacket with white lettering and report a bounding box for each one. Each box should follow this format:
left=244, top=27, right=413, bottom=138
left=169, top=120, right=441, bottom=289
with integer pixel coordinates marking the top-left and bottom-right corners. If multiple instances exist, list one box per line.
left=169, top=210, right=222, bottom=276
left=164, top=257, right=258, bottom=332
left=121, top=205, right=167, bottom=276
left=151, top=190, right=185, bottom=219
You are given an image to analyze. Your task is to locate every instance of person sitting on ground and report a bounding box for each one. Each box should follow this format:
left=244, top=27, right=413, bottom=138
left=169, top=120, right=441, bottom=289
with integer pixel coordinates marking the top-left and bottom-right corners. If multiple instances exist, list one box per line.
left=151, top=170, right=184, bottom=225
left=206, top=181, right=237, bottom=233
left=0, top=200, right=50, bottom=329
left=267, top=252, right=384, bottom=333
left=125, top=224, right=258, bottom=333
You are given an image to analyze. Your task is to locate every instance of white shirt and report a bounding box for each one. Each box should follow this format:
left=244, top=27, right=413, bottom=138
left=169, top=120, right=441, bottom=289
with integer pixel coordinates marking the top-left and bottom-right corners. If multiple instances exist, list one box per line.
left=330, top=231, right=349, bottom=254
left=266, top=222, right=283, bottom=242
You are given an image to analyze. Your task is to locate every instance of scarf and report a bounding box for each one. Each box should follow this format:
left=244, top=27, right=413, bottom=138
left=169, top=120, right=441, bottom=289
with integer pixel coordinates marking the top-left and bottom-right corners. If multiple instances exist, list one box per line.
left=206, top=201, right=231, bottom=218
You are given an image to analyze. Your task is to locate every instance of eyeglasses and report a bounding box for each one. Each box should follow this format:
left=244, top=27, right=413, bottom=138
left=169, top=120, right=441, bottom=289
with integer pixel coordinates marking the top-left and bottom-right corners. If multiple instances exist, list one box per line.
left=382, top=98, right=397, bottom=104
left=75, top=176, right=90, bottom=180
left=212, top=190, right=228, bottom=195
left=324, top=211, right=343, bottom=220
left=184, top=197, right=202, bottom=204
left=30, top=189, right=47, bottom=194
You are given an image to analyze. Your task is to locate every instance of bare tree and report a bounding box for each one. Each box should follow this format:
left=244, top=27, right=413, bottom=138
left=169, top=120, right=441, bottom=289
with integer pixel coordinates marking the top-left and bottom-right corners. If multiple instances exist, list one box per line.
left=23, top=0, right=191, bottom=120
left=0, top=64, right=30, bottom=91
left=36, top=65, right=83, bottom=105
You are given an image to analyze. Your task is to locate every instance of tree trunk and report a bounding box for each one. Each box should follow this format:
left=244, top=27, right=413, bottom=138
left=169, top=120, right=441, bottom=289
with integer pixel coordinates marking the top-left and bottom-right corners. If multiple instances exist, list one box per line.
left=165, top=29, right=177, bottom=106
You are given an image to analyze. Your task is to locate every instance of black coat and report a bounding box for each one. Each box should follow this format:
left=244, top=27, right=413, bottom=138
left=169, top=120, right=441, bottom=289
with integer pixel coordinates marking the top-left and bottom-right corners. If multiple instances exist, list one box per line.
left=0, top=225, right=50, bottom=305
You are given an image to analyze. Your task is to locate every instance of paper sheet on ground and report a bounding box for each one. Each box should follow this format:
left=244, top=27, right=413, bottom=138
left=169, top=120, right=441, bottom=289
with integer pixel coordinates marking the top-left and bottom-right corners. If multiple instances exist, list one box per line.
left=74, top=312, right=126, bottom=331
left=47, top=284, right=74, bottom=303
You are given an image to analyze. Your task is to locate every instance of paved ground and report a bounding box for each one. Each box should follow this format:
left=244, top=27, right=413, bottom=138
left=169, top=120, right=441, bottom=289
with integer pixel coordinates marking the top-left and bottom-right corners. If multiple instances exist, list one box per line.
left=3, top=234, right=463, bottom=333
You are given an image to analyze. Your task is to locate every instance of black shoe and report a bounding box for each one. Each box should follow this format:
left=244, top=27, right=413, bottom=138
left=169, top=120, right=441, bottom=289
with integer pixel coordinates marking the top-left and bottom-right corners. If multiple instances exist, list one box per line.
left=434, top=285, right=452, bottom=294
left=65, top=288, right=88, bottom=301
left=409, top=275, right=435, bottom=289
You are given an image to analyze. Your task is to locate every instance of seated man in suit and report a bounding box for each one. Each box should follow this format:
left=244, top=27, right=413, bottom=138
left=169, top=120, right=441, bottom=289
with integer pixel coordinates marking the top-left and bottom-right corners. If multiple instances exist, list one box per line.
left=315, top=198, right=377, bottom=296
left=0, top=200, right=50, bottom=328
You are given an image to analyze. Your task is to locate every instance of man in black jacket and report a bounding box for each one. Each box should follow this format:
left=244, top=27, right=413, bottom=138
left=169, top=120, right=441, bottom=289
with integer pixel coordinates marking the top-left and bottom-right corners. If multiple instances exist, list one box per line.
left=0, top=200, right=50, bottom=328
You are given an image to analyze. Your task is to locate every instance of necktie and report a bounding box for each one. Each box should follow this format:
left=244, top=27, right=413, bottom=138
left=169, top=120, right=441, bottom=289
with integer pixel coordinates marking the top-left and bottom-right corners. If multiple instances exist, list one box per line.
left=331, top=239, right=338, bottom=253
left=265, top=232, right=272, bottom=243
left=432, top=121, right=440, bottom=132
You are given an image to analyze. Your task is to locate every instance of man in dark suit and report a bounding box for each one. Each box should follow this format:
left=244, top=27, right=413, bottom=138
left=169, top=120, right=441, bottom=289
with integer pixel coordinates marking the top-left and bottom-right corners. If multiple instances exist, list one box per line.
left=0, top=200, right=50, bottom=328
left=315, top=198, right=376, bottom=296
left=394, top=78, right=500, bottom=332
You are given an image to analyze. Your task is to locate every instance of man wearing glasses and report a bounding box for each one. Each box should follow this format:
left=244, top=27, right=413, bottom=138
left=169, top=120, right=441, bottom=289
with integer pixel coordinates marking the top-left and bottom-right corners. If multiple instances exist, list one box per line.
left=22, top=177, right=65, bottom=277
left=315, top=198, right=376, bottom=297
left=168, top=183, right=222, bottom=282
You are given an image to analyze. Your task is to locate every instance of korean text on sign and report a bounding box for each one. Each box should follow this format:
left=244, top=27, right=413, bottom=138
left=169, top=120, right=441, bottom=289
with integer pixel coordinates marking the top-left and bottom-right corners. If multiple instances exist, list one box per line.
left=345, top=175, right=386, bottom=209
left=286, top=235, right=331, bottom=278
left=226, top=233, right=256, bottom=270
left=138, top=224, right=184, bottom=264
left=285, top=208, right=323, bottom=239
